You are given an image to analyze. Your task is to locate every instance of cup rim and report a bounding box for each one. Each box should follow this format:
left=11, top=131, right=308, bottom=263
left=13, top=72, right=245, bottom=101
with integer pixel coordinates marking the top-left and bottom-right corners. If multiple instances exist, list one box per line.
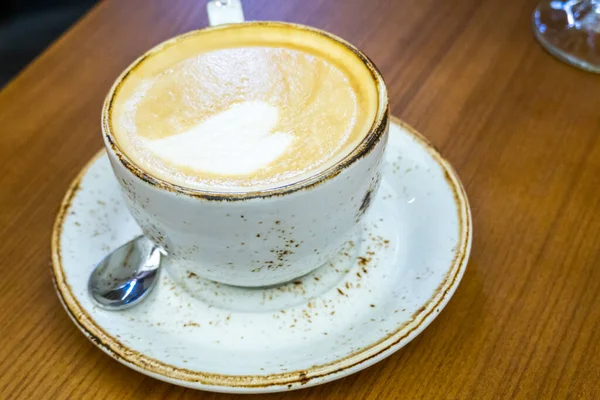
left=101, top=21, right=389, bottom=201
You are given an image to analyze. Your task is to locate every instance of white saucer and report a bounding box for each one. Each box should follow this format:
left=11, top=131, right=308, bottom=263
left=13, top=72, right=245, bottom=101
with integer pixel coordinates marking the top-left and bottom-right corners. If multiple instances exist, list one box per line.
left=51, top=117, right=471, bottom=393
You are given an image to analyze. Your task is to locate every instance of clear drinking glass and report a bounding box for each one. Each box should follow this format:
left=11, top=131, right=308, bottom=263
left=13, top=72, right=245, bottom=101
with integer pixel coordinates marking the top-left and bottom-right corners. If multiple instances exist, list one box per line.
left=533, top=0, right=600, bottom=73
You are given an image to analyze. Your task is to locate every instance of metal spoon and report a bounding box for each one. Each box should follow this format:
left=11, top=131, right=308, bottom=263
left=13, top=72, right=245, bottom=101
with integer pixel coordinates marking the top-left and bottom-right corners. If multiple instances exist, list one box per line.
left=88, top=236, right=163, bottom=311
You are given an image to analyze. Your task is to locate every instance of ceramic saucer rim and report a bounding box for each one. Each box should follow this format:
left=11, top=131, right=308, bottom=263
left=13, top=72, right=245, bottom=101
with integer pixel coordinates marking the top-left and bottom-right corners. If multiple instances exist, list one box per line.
left=51, top=116, right=472, bottom=392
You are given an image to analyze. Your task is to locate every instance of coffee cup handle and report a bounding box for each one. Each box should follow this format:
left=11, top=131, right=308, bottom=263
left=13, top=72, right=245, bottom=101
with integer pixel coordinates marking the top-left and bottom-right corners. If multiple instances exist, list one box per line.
left=206, top=0, right=245, bottom=26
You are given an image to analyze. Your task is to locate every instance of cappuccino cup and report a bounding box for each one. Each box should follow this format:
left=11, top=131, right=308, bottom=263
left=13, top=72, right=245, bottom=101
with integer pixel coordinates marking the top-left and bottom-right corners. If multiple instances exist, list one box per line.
left=102, top=14, right=389, bottom=287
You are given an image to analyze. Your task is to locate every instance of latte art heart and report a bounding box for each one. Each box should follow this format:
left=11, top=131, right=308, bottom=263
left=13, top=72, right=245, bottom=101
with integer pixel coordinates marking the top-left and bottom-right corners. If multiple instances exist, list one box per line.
left=144, top=101, right=293, bottom=176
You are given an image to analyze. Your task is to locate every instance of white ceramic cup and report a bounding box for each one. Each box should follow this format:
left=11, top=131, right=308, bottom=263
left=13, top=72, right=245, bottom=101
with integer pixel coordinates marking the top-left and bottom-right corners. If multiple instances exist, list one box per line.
left=101, top=8, right=389, bottom=288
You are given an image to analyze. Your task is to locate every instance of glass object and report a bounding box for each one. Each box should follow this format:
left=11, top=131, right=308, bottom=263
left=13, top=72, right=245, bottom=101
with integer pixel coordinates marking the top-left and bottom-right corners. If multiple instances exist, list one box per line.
left=533, top=0, right=600, bottom=73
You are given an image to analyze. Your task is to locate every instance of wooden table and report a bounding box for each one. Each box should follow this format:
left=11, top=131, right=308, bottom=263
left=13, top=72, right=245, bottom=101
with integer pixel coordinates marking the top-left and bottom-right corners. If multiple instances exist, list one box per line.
left=1, top=0, right=599, bottom=398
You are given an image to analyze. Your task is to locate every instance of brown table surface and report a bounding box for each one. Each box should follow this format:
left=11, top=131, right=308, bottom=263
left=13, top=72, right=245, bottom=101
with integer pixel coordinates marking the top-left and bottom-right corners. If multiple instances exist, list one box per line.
left=1, top=0, right=600, bottom=398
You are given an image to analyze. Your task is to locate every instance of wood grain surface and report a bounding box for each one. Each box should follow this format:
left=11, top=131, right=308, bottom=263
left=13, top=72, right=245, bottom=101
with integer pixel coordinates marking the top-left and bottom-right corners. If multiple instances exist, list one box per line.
left=1, top=0, right=600, bottom=398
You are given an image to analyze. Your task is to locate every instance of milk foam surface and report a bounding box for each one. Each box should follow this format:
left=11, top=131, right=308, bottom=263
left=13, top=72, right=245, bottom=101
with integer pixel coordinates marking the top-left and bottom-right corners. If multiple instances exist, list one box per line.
left=109, top=26, right=378, bottom=191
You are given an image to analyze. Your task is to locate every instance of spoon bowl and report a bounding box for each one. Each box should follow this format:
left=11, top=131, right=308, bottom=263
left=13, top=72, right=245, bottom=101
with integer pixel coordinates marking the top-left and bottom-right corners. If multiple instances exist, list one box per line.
left=88, top=236, right=162, bottom=310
